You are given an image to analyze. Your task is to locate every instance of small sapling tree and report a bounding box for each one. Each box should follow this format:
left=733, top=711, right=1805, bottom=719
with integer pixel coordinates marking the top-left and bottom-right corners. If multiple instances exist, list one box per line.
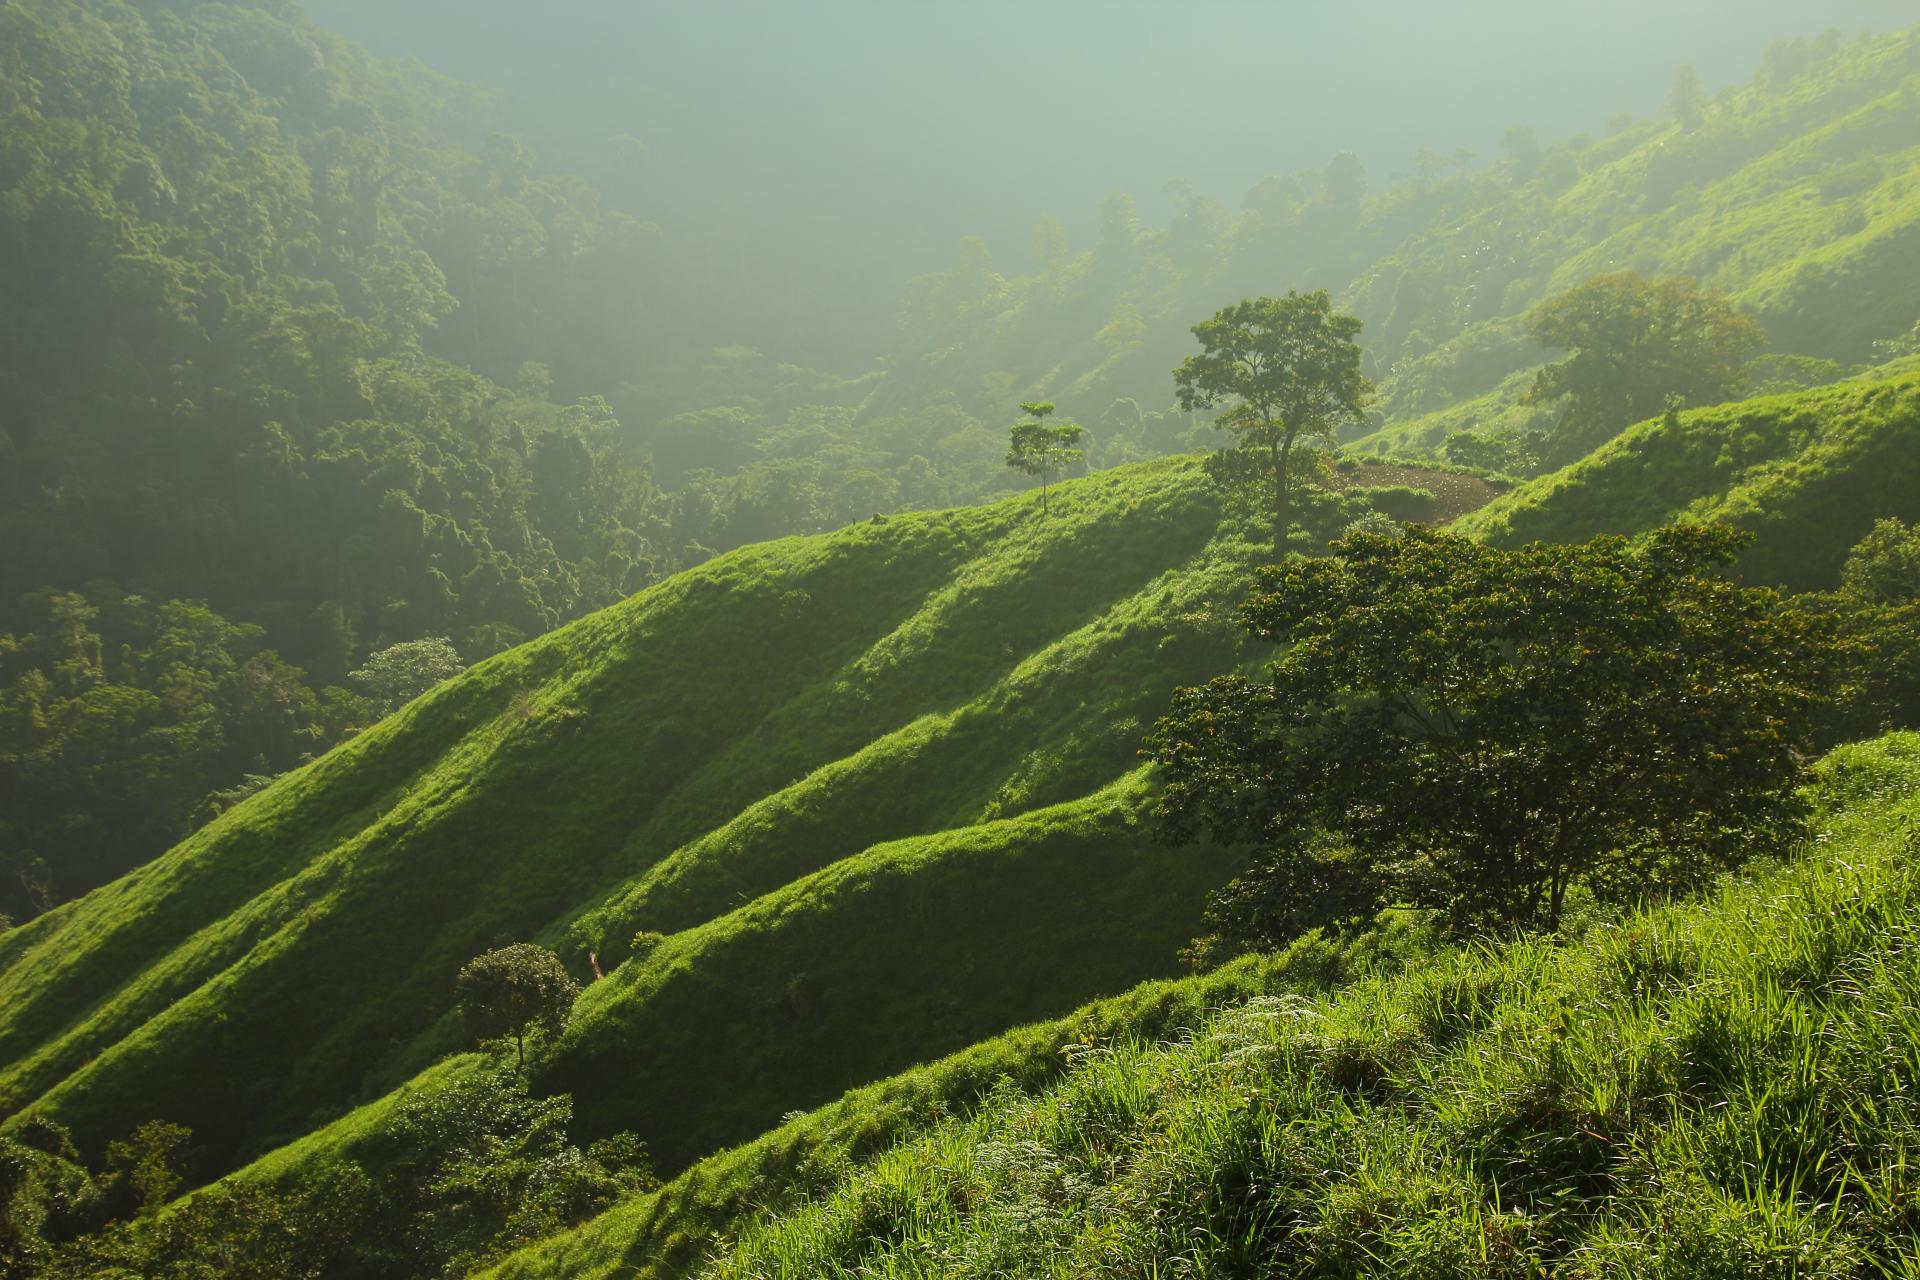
left=456, top=944, right=580, bottom=1073
left=1005, top=401, right=1085, bottom=515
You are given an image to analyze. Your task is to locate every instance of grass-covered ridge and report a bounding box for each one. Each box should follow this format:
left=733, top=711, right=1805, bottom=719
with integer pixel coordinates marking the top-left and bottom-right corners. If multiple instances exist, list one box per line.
left=0, top=457, right=1286, bottom=1183
left=638, top=732, right=1920, bottom=1279
left=1452, top=364, right=1920, bottom=588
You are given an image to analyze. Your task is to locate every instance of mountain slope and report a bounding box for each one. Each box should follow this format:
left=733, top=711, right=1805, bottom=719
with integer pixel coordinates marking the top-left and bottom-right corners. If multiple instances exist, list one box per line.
left=1453, top=362, right=1920, bottom=587
left=0, top=458, right=1278, bottom=1180
left=867, top=27, right=1920, bottom=444
left=594, top=732, right=1920, bottom=1280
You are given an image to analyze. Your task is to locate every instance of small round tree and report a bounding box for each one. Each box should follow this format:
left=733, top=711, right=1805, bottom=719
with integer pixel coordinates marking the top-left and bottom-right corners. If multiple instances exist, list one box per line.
left=455, top=944, right=580, bottom=1073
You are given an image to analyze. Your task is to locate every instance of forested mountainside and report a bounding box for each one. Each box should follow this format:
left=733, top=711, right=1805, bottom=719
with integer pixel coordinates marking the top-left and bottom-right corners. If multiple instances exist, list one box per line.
left=7, top=5, right=1920, bottom=1277
left=8, top=7, right=1920, bottom=922
left=0, top=460, right=1266, bottom=1188
left=868, top=26, right=1920, bottom=441
left=2, top=354, right=1914, bottom=1272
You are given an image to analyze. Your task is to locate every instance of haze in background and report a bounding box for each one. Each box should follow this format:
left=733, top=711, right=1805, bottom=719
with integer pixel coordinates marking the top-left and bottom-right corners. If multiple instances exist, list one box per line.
left=307, top=0, right=1920, bottom=366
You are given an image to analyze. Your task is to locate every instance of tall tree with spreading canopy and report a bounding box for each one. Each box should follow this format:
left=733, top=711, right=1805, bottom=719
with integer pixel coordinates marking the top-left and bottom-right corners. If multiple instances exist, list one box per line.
left=1525, top=272, right=1766, bottom=464
left=1147, top=524, right=1833, bottom=941
left=1004, top=401, right=1086, bottom=515
left=1173, top=292, right=1371, bottom=559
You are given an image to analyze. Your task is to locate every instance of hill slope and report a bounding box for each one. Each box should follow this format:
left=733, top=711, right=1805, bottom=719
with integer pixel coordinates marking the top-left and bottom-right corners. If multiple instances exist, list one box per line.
left=867, top=26, right=1920, bottom=447
left=505, top=731, right=1920, bottom=1279
left=1453, top=363, right=1920, bottom=587
left=0, top=458, right=1282, bottom=1181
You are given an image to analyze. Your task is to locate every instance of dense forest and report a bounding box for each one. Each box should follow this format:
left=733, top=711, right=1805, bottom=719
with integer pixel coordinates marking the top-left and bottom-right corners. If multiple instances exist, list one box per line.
left=4, top=3, right=1920, bottom=1277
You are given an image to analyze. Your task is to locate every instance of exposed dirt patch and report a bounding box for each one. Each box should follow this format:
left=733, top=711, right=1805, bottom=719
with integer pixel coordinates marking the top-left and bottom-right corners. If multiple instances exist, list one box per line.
left=1342, top=463, right=1511, bottom=523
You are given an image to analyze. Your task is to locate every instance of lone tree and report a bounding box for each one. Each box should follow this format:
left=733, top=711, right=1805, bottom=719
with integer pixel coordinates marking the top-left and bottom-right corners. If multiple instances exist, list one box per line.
left=349, top=637, right=466, bottom=711
left=1146, top=524, right=1833, bottom=940
left=456, top=943, right=580, bottom=1073
left=1525, top=272, right=1765, bottom=465
left=1173, top=292, right=1371, bottom=560
left=1005, top=401, right=1086, bottom=515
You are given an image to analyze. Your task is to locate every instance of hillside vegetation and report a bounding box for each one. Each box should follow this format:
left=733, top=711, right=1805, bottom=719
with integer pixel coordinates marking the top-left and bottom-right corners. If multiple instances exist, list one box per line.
left=1455, top=363, right=1920, bottom=588
left=504, top=731, right=1920, bottom=1280
left=0, top=458, right=1283, bottom=1186
left=870, top=27, right=1920, bottom=448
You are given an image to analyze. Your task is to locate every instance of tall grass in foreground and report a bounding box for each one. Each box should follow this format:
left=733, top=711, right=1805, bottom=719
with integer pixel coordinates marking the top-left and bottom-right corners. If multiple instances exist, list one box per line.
left=696, top=733, right=1920, bottom=1278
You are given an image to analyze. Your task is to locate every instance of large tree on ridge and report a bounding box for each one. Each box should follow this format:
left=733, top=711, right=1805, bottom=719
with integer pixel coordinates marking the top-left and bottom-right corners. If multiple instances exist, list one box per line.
left=1173, top=292, right=1371, bottom=560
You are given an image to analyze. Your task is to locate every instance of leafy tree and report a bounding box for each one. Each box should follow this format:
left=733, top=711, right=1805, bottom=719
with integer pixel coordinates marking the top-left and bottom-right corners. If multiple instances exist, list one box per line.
left=105, top=1122, right=195, bottom=1218
left=1669, top=64, right=1705, bottom=130
left=348, top=637, right=466, bottom=712
left=1873, top=318, right=1920, bottom=360
left=1173, top=292, right=1371, bottom=559
left=1841, top=517, right=1920, bottom=605
left=1146, top=524, right=1833, bottom=939
left=456, top=945, right=580, bottom=1072
left=1004, top=402, right=1086, bottom=515
left=1525, top=272, right=1766, bottom=465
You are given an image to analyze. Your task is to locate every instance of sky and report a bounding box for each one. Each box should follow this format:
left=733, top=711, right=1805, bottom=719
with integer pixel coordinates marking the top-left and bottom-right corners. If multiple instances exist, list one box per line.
left=307, top=0, right=1920, bottom=362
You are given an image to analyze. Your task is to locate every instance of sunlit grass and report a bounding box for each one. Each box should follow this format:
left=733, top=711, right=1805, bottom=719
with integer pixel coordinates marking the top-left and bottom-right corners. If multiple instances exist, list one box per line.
left=650, top=733, right=1920, bottom=1280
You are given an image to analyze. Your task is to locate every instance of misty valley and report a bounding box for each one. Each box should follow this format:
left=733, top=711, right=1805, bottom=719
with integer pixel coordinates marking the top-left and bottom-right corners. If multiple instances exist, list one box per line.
left=3, top=2, right=1920, bottom=1276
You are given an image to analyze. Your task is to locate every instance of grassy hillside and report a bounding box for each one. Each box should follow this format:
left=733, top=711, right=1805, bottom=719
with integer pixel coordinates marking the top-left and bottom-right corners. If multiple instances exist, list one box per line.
left=0, top=457, right=1283, bottom=1182
left=1454, top=363, right=1920, bottom=588
left=562, top=731, right=1920, bottom=1279
left=476, top=921, right=1439, bottom=1280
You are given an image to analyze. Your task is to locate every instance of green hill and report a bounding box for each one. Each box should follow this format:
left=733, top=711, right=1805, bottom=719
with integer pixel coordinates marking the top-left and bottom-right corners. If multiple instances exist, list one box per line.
left=1453, top=362, right=1920, bottom=588
left=0, top=458, right=1277, bottom=1183
left=493, top=731, right=1920, bottom=1278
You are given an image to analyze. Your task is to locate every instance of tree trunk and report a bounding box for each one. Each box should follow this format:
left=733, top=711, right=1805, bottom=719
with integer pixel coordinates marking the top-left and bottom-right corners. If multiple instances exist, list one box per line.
left=1272, top=434, right=1295, bottom=562
left=1548, top=868, right=1569, bottom=932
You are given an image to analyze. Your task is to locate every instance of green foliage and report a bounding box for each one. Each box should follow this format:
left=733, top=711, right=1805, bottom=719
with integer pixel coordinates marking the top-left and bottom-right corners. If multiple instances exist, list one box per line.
left=1173, top=292, right=1372, bottom=557
left=673, top=733, right=1920, bottom=1279
left=1456, top=369, right=1920, bottom=591
left=1839, top=515, right=1920, bottom=604
left=350, top=638, right=467, bottom=711
left=104, top=1121, right=194, bottom=1219
left=1003, top=402, right=1086, bottom=515
left=1525, top=272, right=1767, bottom=464
left=457, top=945, right=580, bottom=1072
left=33, top=1065, right=655, bottom=1279
left=0, top=591, right=371, bottom=918
left=0, top=458, right=1270, bottom=1194
left=1148, top=525, right=1834, bottom=934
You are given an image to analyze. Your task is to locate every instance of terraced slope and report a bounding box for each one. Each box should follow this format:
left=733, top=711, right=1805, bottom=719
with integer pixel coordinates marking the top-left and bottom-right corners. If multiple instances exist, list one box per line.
left=0, top=458, right=1282, bottom=1180
left=1453, top=364, right=1920, bottom=587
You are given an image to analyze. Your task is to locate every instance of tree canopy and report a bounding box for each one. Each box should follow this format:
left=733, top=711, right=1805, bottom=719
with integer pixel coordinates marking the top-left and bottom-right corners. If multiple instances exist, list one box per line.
left=1525, top=272, right=1767, bottom=465
left=1147, top=524, right=1834, bottom=941
left=456, top=944, right=581, bottom=1072
left=1173, top=292, right=1371, bottom=558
